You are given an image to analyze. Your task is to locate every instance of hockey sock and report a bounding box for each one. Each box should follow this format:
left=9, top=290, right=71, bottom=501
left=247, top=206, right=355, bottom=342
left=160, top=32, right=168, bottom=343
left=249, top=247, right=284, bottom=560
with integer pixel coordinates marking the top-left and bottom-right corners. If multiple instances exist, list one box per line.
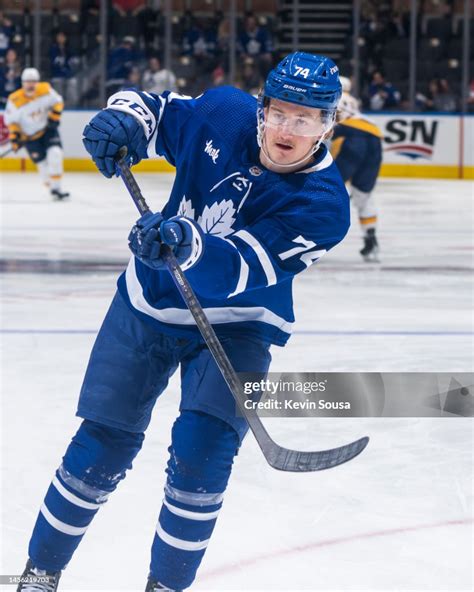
left=36, top=160, right=50, bottom=187
left=47, top=146, right=64, bottom=190
left=28, top=419, right=144, bottom=571
left=150, top=410, right=240, bottom=590
left=351, top=186, right=377, bottom=232
left=50, top=175, right=63, bottom=191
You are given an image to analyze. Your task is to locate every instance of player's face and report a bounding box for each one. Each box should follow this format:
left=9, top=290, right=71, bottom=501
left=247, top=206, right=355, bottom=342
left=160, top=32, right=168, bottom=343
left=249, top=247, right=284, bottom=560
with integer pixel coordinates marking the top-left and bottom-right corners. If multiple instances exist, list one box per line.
left=23, top=81, right=38, bottom=96
left=261, top=99, right=324, bottom=171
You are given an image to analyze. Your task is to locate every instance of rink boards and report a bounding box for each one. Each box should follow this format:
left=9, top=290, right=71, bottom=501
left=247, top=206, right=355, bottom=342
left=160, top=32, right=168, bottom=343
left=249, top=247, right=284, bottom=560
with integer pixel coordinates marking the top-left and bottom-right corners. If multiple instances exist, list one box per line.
left=1, top=111, right=473, bottom=179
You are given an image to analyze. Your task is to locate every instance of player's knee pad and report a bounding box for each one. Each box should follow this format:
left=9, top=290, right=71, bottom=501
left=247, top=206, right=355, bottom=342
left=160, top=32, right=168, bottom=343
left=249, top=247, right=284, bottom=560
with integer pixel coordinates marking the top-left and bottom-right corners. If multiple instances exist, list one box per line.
left=61, top=419, right=144, bottom=495
left=166, top=410, right=240, bottom=498
left=47, top=145, right=63, bottom=175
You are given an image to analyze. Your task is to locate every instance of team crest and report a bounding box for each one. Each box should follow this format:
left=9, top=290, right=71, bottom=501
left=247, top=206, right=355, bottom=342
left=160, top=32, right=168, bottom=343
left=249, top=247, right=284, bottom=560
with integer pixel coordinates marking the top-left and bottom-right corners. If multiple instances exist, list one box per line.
left=249, top=166, right=263, bottom=176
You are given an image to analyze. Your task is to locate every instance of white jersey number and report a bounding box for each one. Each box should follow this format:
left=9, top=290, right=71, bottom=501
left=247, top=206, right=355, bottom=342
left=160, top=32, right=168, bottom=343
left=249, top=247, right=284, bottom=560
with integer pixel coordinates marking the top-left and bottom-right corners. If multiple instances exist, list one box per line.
left=294, top=67, right=310, bottom=79
left=278, top=235, right=326, bottom=268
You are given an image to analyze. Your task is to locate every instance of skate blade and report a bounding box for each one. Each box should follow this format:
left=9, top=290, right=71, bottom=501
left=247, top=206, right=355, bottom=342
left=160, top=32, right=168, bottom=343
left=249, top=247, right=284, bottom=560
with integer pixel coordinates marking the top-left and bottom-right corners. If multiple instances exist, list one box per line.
left=52, top=193, right=71, bottom=201
left=361, top=249, right=380, bottom=263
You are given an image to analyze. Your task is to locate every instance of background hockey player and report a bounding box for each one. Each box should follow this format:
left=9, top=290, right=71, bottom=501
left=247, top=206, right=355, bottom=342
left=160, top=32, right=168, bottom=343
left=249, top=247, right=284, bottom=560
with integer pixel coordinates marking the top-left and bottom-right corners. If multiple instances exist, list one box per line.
left=4, top=67, right=69, bottom=200
left=331, top=78, right=383, bottom=261
left=17, top=53, right=348, bottom=592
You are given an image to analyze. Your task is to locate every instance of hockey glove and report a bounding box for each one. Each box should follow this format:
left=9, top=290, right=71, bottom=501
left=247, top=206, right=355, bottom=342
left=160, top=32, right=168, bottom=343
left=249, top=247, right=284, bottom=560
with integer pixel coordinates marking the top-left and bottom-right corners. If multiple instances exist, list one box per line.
left=10, top=132, right=22, bottom=152
left=128, top=213, right=205, bottom=271
left=82, top=110, right=148, bottom=178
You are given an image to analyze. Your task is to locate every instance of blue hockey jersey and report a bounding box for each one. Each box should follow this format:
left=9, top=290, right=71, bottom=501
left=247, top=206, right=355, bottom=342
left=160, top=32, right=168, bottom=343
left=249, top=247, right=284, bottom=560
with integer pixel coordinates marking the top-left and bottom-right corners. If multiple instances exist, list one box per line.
left=108, top=86, right=350, bottom=346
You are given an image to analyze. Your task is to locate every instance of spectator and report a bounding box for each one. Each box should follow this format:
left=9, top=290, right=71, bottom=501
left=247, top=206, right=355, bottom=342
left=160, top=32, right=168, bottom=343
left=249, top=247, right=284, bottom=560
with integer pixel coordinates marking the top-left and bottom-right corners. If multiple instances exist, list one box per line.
left=120, top=65, right=142, bottom=90
left=217, top=18, right=231, bottom=56
left=432, top=79, right=457, bottom=112
left=238, top=14, right=272, bottom=77
left=182, top=20, right=217, bottom=59
left=0, top=12, right=15, bottom=60
left=50, top=31, right=79, bottom=106
left=211, top=63, right=226, bottom=87
left=240, top=58, right=262, bottom=95
left=415, top=78, right=438, bottom=111
left=182, top=19, right=218, bottom=78
left=417, top=78, right=457, bottom=113
left=142, top=56, right=176, bottom=95
left=107, top=36, right=142, bottom=93
left=359, top=9, right=386, bottom=67
left=0, top=48, right=21, bottom=105
left=368, top=71, right=401, bottom=110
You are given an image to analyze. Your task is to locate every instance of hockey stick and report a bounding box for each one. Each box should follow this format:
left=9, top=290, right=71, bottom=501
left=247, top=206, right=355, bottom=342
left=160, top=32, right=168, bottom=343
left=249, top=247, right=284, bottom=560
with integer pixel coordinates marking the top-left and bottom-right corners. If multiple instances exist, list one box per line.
left=0, top=146, right=14, bottom=158
left=115, top=155, right=369, bottom=472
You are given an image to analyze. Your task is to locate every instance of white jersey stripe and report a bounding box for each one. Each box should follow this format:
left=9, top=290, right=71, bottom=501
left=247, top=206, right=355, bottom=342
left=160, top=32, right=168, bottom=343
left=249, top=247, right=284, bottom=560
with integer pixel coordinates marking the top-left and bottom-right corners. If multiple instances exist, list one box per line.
left=156, top=521, right=210, bottom=551
left=297, top=150, right=333, bottom=174
left=125, top=258, right=292, bottom=333
left=163, top=498, right=220, bottom=521
left=52, top=477, right=101, bottom=511
left=40, top=504, right=89, bottom=536
left=146, top=96, right=166, bottom=158
left=165, top=483, right=224, bottom=506
left=228, top=253, right=249, bottom=298
left=233, top=230, right=277, bottom=286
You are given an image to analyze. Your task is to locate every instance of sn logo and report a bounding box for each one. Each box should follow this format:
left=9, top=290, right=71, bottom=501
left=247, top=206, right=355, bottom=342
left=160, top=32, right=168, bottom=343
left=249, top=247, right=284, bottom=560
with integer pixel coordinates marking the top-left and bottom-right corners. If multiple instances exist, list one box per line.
left=294, top=66, right=310, bottom=78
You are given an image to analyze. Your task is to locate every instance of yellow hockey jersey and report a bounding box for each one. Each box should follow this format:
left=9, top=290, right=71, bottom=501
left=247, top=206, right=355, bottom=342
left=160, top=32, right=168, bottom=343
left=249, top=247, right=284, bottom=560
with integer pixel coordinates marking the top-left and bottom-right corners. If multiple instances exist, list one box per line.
left=4, top=83, right=63, bottom=140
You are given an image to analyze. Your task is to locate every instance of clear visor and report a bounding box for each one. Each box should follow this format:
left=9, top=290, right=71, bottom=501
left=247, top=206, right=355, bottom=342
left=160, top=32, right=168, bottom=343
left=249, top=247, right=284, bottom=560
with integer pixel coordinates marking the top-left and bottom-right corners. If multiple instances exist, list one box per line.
left=263, top=106, right=333, bottom=138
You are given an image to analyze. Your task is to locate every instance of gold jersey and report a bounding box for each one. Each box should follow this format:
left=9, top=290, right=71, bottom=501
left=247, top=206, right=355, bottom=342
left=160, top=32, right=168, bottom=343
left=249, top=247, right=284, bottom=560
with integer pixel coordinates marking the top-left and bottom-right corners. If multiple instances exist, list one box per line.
left=4, top=82, right=64, bottom=140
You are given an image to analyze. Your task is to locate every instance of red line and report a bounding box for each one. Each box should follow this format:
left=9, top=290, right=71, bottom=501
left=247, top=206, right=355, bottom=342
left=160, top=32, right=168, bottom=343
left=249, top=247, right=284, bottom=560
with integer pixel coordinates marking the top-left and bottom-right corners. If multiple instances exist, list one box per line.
left=200, top=517, right=473, bottom=581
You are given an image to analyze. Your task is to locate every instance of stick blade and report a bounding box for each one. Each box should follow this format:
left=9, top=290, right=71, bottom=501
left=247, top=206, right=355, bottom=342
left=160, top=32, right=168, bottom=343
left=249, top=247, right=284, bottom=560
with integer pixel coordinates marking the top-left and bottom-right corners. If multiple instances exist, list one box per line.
left=263, top=436, right=370, bottom=472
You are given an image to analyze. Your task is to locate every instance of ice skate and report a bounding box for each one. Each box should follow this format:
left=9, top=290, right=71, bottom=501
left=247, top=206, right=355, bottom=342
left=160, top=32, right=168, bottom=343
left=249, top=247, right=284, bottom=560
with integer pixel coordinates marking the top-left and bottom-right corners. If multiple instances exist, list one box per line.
left=51, top=188, right=70, bottom=201
left=145, top=578, right=182, bottom=592
left=16, top=559, right=61, bottom=591
left=360, top=229, right=379, bottom=262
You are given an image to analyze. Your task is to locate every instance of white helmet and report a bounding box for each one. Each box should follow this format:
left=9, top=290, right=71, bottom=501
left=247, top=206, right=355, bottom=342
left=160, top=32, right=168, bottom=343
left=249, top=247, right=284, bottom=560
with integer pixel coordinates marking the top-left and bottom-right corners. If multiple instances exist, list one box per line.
left=339, top=76, right=352, bottom=93
left=337, top=93, right=360, bottom=122
left=21, top=68, right=40, bottom=82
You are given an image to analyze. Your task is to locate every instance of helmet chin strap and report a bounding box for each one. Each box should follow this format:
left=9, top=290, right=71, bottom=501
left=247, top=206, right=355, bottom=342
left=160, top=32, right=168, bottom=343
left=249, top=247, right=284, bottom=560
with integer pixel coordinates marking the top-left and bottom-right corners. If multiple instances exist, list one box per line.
left=259, top=125, right=323, bottom=171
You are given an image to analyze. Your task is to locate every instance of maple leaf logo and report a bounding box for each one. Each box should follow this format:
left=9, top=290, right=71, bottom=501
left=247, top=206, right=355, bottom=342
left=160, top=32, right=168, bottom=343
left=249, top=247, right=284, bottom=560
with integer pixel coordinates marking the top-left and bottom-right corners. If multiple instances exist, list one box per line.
left=198, top=199, right=236, bottom=238
left=177, top=196, right=195, bottom=220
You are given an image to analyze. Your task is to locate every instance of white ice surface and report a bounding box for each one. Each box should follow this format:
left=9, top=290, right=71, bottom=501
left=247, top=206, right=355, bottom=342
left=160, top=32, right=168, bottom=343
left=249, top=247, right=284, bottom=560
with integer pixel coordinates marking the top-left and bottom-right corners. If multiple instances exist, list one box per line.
left=0, top=173, right=473, bottom=592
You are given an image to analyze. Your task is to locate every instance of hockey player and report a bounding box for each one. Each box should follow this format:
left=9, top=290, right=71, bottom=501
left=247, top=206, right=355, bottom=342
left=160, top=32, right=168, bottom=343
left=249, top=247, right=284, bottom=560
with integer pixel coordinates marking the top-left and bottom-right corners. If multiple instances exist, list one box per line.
left=331, top=89, right=383, bottom=261
left=17, top=53, right=348, bottom=591
left=4, top=68, right=69, bottom=200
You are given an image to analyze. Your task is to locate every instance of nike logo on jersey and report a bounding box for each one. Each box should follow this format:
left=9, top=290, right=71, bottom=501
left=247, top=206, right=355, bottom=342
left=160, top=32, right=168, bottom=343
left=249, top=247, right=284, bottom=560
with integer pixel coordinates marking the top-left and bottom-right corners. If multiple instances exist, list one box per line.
left=204, top=139, right=220, bottom=164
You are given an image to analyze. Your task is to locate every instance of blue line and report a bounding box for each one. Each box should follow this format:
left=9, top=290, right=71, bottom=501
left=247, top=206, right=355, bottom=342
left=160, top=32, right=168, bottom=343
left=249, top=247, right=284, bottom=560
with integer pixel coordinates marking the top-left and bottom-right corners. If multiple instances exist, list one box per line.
left=1, top=329, right=472, bottom=336
left=293, top=330, right=473, bottom=336
left=2, top=329, right=97, bottom=334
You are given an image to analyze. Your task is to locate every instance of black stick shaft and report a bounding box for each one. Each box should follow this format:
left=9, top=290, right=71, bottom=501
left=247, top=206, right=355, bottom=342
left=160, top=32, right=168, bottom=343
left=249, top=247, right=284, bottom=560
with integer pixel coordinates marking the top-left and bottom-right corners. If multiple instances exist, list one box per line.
left=0, top=147, right=13, bottom=159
